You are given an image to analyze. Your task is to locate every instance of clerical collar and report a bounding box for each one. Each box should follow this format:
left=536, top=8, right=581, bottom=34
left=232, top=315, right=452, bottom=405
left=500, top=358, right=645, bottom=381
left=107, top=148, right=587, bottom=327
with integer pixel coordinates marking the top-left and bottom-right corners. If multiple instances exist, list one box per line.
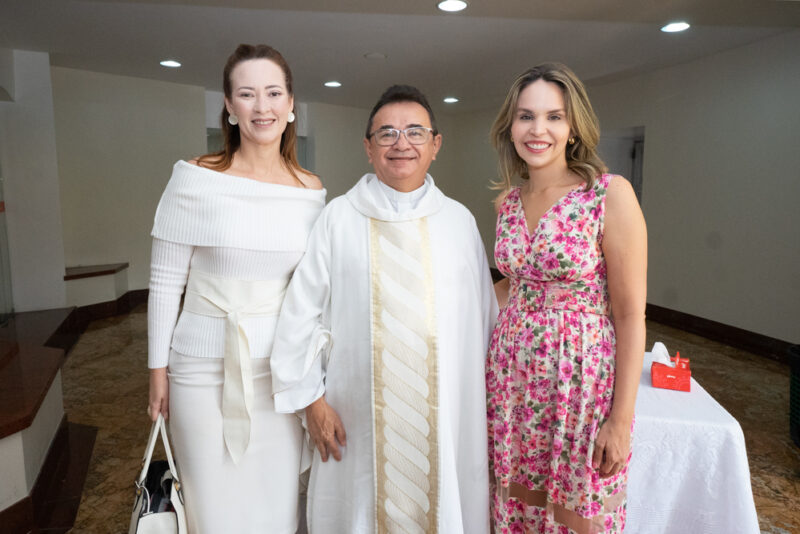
left=376, top=179, right=429, bottom=213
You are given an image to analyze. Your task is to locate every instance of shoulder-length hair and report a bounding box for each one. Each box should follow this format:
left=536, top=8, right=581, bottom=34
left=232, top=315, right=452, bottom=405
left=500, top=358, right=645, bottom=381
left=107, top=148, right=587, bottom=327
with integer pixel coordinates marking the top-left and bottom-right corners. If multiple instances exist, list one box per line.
left=490, top=62, right=607, bottom=191
left=196, top=44, right=308, bottom=183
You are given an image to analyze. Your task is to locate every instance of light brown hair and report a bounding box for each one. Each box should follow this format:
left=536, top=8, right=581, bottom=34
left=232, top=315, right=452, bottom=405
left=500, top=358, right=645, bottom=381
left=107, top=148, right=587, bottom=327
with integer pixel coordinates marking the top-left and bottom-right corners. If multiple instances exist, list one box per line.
left=490, top=62, right=607, bottom=191
left=196, top=44, right=308, bottom=183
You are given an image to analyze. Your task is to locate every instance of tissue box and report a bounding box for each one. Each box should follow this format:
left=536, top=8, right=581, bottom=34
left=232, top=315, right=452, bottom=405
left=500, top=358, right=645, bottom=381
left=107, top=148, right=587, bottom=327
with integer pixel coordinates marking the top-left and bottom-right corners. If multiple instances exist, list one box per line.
left=651, top=353, right=691, bottom=392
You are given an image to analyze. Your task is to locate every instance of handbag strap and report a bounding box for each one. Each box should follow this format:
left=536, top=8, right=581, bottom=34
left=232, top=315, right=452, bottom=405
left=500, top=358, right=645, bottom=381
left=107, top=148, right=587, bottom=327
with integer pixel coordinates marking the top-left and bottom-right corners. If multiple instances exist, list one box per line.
left=136, top=414, right=181, bottom=487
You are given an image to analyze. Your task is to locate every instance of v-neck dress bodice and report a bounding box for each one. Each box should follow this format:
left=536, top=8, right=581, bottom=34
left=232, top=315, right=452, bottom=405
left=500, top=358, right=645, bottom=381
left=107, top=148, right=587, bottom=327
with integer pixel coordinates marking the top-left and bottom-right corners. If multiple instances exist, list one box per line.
left=496, top=181, right=607, bottom=303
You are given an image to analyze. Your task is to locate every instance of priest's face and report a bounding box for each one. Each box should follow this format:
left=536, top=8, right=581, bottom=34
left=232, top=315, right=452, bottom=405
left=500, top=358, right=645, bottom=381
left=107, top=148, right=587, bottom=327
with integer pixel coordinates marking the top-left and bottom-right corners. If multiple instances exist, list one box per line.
left=363, top=102, right=442, bottom=192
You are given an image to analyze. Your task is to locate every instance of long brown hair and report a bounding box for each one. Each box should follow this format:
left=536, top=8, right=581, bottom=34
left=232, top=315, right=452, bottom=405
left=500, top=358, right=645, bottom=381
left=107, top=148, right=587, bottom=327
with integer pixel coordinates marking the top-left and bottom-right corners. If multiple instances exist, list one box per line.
left=196, top=44, right=307, bottom=183
left=490, top=63, right=607, bottom=191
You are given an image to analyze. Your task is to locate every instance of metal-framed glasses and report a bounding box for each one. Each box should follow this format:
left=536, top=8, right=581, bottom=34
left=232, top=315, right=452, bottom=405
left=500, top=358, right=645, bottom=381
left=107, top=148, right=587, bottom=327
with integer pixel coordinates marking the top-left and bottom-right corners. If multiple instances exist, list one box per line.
left=368, top=127, right=435, bottom=146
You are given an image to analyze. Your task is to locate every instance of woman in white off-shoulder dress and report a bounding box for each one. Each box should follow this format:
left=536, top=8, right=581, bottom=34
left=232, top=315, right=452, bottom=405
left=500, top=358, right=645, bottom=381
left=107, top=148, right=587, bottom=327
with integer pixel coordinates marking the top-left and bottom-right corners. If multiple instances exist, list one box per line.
left=146, top=44, right=324, bottom=534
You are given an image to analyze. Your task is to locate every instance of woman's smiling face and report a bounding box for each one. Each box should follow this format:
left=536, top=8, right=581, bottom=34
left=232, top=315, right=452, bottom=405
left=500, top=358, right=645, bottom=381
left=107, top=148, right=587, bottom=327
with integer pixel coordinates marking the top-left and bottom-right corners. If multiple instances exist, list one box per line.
left=225, top=58, right=293, bottom=148
left=510, top=79, right=572, bottom=175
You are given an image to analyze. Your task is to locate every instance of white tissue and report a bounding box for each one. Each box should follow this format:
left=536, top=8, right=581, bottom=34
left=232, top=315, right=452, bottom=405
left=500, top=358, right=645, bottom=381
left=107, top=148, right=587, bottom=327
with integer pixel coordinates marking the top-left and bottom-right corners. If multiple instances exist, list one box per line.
left=651, top=342, right=674, bottom=367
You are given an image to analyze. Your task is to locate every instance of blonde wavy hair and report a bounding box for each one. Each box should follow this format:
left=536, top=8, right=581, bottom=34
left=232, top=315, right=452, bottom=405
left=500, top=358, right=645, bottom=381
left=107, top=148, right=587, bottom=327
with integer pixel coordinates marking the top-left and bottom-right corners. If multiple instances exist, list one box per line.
left=490, top=63, right=607, bottom=191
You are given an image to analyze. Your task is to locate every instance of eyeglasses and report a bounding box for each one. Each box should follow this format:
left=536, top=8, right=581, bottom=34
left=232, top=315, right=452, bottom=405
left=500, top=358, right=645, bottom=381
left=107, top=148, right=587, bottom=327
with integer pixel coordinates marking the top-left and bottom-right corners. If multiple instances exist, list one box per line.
left=368, top=127, right=435, bottom=146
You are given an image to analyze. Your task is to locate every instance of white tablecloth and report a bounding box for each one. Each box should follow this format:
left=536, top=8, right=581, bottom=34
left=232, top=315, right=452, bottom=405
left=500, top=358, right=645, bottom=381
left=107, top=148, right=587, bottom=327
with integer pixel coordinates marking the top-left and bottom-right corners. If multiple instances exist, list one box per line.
left=625, top=352, right=760, bottom=533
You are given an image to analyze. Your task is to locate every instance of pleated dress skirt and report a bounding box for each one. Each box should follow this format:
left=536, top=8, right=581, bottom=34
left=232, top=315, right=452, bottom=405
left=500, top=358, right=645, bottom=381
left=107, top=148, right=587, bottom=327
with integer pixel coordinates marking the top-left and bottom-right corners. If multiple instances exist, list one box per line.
left=168, top=350, right=305, bottom=534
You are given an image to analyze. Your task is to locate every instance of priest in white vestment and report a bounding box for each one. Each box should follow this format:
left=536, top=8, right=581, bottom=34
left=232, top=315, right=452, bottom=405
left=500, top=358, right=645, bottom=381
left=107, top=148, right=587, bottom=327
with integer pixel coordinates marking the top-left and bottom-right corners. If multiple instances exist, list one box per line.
left=271, top=85, right=497, bottom=534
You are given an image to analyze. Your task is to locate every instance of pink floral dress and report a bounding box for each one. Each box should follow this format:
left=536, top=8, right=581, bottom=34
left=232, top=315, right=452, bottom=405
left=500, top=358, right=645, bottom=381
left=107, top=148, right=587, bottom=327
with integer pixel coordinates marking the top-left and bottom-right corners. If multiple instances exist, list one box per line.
left=487, top=174, right=630, bottom=533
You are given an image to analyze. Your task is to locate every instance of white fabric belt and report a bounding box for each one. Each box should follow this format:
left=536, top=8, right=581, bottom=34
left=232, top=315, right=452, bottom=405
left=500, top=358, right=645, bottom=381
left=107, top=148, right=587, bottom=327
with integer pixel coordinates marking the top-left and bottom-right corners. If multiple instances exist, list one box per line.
left=183, top=270, right=289, bottom=464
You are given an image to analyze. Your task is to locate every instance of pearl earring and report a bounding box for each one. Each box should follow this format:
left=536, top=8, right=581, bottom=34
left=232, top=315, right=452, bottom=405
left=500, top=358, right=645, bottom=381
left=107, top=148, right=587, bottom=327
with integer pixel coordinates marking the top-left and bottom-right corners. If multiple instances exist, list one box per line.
left=287, top=111, right=296, bottom=123
left=228, top=113, right=238, bottom=126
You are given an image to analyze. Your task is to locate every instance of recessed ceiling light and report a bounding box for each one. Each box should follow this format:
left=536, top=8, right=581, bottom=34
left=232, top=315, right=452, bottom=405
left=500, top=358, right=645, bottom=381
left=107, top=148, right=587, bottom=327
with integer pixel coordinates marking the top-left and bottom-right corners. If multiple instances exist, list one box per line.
left=364, top=52, right=387, bottom=60
left=160, top=60, right=181, bottom=68
left=438, top=0, right=468, bottom=12
left=443, top=97, right=459, bottom=103
left=661, top=21, right=690, bottom=32
left=324, top=81, right=342, bottom=88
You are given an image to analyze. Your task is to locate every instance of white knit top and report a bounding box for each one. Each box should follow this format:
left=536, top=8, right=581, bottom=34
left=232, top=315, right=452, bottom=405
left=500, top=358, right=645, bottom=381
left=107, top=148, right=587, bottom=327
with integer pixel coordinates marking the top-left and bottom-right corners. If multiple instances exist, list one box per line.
left=147, top=161, right=326, bottom=368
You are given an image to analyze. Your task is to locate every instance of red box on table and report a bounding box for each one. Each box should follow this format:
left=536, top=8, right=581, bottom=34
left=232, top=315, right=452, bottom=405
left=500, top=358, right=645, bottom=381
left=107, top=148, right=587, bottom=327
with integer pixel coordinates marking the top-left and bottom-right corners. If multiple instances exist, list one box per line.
left=651, top=352, right=691, bottom=392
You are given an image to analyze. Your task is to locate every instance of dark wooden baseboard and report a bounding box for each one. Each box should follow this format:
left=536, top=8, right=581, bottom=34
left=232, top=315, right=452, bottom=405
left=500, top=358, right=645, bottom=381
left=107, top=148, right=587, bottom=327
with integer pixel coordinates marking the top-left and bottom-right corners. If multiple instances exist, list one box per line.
left=646, top=303, right=793, bottom=364
left=0, top=496, right=35, bottom=534
left=70, top=288, right=148, bottom=331
left=30, top=416, right=70, bottom=513
left=32, top=419, right=97, bottom=533
left=0, top=417, right=98, bottom=534
left=118, top=288, right=149, bottom=313
left=0, top=338, right=18, bottom=368
left=64, top=262, right=129, bottom=281
left=46, top=288, right=149, bottom=358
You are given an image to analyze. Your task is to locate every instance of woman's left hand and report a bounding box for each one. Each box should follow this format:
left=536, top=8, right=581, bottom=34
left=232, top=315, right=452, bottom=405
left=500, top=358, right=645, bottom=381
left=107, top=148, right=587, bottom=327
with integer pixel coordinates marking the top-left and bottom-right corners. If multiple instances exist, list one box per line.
left=592, top=417, right=631, bottom=478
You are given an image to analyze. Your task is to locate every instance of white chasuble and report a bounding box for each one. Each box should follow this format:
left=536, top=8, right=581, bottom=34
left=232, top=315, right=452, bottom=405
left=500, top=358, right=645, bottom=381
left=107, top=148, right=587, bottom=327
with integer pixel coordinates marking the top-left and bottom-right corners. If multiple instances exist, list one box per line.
left=370, top=218, right=439, bottom=534
left=271, top=174, right=497, bottom=534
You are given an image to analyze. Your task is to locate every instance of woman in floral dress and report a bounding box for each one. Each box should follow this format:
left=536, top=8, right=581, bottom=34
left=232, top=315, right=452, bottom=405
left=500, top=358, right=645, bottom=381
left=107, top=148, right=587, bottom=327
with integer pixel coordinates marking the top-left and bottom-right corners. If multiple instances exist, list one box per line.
left=486, top=63, right=647, bottom=533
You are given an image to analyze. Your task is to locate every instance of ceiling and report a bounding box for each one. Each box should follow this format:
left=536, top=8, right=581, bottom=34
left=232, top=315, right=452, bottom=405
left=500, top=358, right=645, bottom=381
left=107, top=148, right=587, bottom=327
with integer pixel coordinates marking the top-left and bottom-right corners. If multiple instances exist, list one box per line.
left=1, top=0, right=798, bottom=113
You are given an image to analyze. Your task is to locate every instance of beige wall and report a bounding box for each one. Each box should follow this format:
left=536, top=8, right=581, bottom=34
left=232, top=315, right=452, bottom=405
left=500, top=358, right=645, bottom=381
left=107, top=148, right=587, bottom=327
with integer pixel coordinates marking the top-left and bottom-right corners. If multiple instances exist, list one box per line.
left=305, top=101, right=372, bottom=199
left=0, top=50, right=66, bottom=312
left=590, top=30, right=800, bottom=343
left=433, top=110, right=500, bottom=262
left=425, top=31, right=800, bottom=344
left=38, top=30, right=800, bottom=345
left=302, top=104, right=500, bottom=260
left=52, top=67, right=207, bottom=290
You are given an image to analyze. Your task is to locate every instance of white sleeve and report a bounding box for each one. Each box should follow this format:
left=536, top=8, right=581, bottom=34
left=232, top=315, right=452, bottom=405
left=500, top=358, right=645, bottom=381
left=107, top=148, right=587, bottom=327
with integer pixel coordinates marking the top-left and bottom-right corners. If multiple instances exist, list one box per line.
left=147, top=238, right=193, bottom=368
left=474, top=220, right=500, bottom=342
left=270, top=209, right=332, bottom=413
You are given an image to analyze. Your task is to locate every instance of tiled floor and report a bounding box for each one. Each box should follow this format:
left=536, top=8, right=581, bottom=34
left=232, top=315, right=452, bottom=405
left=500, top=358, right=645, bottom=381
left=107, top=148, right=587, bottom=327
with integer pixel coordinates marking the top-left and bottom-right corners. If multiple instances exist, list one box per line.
left=62, top=306, right=153, bottom=533
left=60, top=305, right=800, bottom=533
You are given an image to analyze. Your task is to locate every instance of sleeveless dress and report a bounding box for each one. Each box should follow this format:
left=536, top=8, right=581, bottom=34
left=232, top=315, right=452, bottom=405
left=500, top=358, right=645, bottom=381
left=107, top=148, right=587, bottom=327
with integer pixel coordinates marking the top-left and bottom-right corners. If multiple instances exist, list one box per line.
left=486, top=174, right=630, bottom=534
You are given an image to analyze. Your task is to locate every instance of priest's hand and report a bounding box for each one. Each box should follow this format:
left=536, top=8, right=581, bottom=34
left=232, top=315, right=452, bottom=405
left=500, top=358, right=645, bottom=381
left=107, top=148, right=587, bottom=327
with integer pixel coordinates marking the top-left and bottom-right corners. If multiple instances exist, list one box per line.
left=306, top=396, right=347, bottom=462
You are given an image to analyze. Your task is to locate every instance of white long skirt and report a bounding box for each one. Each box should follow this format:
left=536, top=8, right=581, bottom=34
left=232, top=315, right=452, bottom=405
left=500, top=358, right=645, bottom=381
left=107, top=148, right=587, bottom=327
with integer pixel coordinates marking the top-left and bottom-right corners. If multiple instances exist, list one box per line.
left=168, top=350, right=304, bottom=534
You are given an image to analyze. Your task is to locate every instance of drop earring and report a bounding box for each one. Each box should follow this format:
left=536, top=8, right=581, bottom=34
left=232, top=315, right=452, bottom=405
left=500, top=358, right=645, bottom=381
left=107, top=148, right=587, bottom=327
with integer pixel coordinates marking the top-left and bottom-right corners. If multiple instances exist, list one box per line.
left=568, top=137, right=576, bottom=145
left=228, top=113, right=239, bottom=126
left=287, top=111, right=296, bottom=123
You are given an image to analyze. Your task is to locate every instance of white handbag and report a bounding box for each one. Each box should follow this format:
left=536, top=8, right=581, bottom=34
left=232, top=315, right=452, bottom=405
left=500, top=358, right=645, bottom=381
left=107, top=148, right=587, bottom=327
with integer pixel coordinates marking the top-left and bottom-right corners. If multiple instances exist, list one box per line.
left=129, top=414, right=187, bottom=534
